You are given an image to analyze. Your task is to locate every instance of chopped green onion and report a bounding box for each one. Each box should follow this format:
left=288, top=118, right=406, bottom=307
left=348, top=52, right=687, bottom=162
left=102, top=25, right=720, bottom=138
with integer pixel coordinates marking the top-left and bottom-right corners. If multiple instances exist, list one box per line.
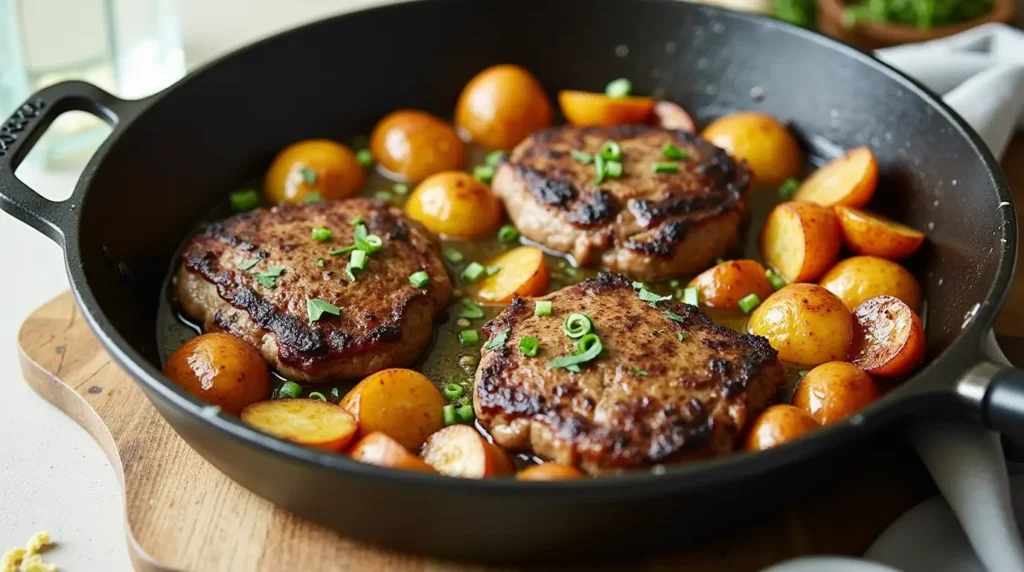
left=459, top=329, right=479, bottom=344
left=357, top=149, right=374, bottom=167
left=278, top=381, right=302, bottom=399
left=519, top=336, right=540, bottom=357
left=571, top=149, right=594, bottom=164
left=456, top=404, right=475, bottom=423
left=638, top=287, right=671, bottom=304
left=683, top=287, right=700, bottom=306
left=393, top=183, right=409, bottom=195
left=666, top=311, right=686, bottom=323
left=606, top=161, right=623, bottom=178
left=599, top=140, right=622, bottom=161
left=304, top=192, right=323, bottom=203
left=350, top=216, right=363, bottom=225
left=409, top=271, right=430, bottom=288
left=652, top=162, right=679, bottom=174
left=766, top=269, right=787, bottom=291
left=253, top=266, right=285, bottom=289
left=316, top=258, right=325, bottom=267
left=738, top=293, right=761, bottom=314
left=238, top=257, right=262, bottom=271
left=779, top=178, right=800, bottom=200
left=456, top=318, right=471, bottom=328
left=486, top=266, right=500, bottom=276
left=444, top=383, right=464, bottom=400
left=677, top=331, right=687, bottom=341
left=353, top=224, right=383, bottom=253
left=661, top=142, right=689, bottom=160
left=330, top=387, right=341, bottom=401
left=605, top=78, right=632, bottom=98
left=306, top=298, right=341, bottom=322
left=798, top=370, right=809, bottom=378
left=229, top=189, right=261, bottom=212
left=374, top=191, right=393, bottom=202
left=299, top=166, right=318, bottom=185
left=459, top=299, right=485, bottom=320
left=461, top=262, right=485, bottom=283
left=473, top=165, right=496, bottom=183
left=484, top=327, right=510, bottom=350
left=593, top=154, right=608, bottom=185
left=443, top=404, right=457, bottom=426
left=535, top=300, right=552, bottom=317
left=311, top=227, right=332, bottom=242
left=631, top=281, right=647, bottom=290
left=498, top=224, right=519, bottom=243
left=669, top=279, right=681, bottom=288
left=562, top=313, right=594, bottom=338
left=485, top=150, right=506, bottom=167
left=444, top=248, right=464, bottom=264
left=630, top=366, right=648, bottom=376
left=349, top=249, right=368, bottom=271
left=329, top=245, right=358, bottom=256
left=308, top=391, right=327, bottom=401
left=549, top=333, right=604, bottom=370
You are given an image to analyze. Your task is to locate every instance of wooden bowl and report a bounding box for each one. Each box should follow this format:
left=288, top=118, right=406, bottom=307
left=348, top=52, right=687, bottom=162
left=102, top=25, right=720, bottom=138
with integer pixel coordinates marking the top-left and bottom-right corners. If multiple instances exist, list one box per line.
left=817, top=0, right=1018, bottom=51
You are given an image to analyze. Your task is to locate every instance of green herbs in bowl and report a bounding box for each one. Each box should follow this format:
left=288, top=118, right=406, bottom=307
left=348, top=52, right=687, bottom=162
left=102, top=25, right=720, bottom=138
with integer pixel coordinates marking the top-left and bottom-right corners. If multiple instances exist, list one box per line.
left=842, top=0, right=995, bottom=29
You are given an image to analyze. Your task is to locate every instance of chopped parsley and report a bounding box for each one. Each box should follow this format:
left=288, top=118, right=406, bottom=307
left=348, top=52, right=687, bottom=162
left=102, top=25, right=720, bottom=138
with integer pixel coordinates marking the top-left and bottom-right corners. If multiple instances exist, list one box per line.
left=229, top=189, right=260, bottom=212
left=665, top=311, right=686, bottom=323
left=238, top=257, right=262, bottom=271
left=253, top=266, right=285, bottom=288
left=316, top=258, right=325, bottom=267
left=304, top=192, right=322, bottom=203
left=458, top=299, right=485, bottom=320
left=630, top=366, right=649, bottom=376
left=311, top=226, right=332, bottom=242
left=638, top=287, right=671, bottom=304
left=677, top=332, right=688, bottom=342
left=484, top=327, right=510, bottom=351
left=299, top=166, right=318, bottom=185
left=306, top=298, right=341, bottom=322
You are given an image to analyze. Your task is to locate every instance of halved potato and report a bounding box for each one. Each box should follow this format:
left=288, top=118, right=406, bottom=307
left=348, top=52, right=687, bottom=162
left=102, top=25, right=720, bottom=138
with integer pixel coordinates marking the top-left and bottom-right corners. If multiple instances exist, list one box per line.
left=405, top=171, right=503, bottom=239
left=650, top=101, right=697, bottom=132
left=349, top=431, right=436, bottom=473
left=819, top=255, right=922, bottom=312
left=241, top=399, right=357, bottom=452
left=455, top=64, right=553, bottom=150
left=421, top=425, right=515, bottom=478
left=340, top=368, right=446, bottom=450
left=850, top=295, right=926, bottom=377
left=793, top=361, right=879, bottom=425
left=760, top=201, right=842, bottom=283
left=745, top=405, right=819, bottom=451
left=558, top=91, right=655, bottom=127
left=835, top=206, right=925, bottom=260
left=163, top=332, right=271, bottom=416
left=516, top=463, right=584, bottom=481
left=701, top=112, right=803, bottom=187
left=748, top=283, right=853, bottom=366
left=264, top=139, right=366, bottom=204
left=792, top=147, right=877, bottom=208
left=688, top=259, right=774, bottom=311
left=474, top=246, right=550, bottom=304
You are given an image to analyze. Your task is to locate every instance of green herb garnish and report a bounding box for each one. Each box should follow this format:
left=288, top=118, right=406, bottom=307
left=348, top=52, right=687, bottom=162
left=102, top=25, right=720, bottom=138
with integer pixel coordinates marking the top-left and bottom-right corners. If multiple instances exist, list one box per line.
left=299, top=166, right=318, bottom=185
left=630, top=366, right=648, bottom=376
left=444, top=383, right=464, bottom=400
left=311, top=226, right=332, bottom=242
left=486, top=266, right=501, bottom=276
left=456, top=404, right=475, bottom=423
left=638, top=287, right=671, bottom=304
left=599, top=140, right=622, bottom=161
left=498, top=224, right=519, bottom=243
left=459, top=329, right=479, bottom=344
left=485, top=150, right=506, bottom=167
left=652, top=162, right=679, bottom=174
left=661, top=142, right=689, bottom=160
left=357, top=149, right=374, bottom=167
left=353, top=223, right=383, bottom=254
left=549, top=333, right=603, bottom=370
left=329, top=245, right=358, bottom=256
left=461, top=262, right=485, bottom=283
left=306, top=298, right=341, bottom=322
left=766, top=268, right=787, bottom=291
left=605, top=78, right=632, bottom=98
left=484, top=327, right=510, bottom=351
left=665, top=311, right=686, bottom=323
left=238, top=257, right=262, bottom=271
left=571, top=150, right=594, bottom=164
left=562, top=313, right=594, bottom=339
left=677, top=331, right=688, bottom=341
left=519, top=336, right=540, bottom=357
left=393, top=183, right=409, bottom=195
left=593, top=154, right=608, bottom=185
left=473, top=165, right=496, bottom=183
left=277, top=381, right=302, bottom=399
left=459, top=299, right=485, bottom=320
left=443, top=404, right=457, bottom=426
left=253, top=266, right=285, bottom=288
left=409, top=270, right=430, bottom=288
left=316, top=258, right=325, bottom=267
left=444, top=248, right=464, bottom=264
left=229, top=189, right=260, bottom=212
left=779, top=178, right=800, bottom=200
left=683, top=287, right=700, bottom=306
left=535, top=300, right=552, bottom=317
left=304, top=192, right=322, bottom=203
left=308, top=391, right=327, bottom=401
left=739, top=293, right=761, bottom=314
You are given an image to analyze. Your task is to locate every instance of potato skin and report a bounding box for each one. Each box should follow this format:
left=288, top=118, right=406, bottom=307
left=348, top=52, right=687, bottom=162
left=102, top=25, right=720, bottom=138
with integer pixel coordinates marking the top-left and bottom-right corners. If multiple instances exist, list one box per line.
left=793, top=361, right=879, bottom=425
left=421, top=425, right=514, bottom=478
left=748, top=283, right=853, bottom=366
left=702, top=112, right=803, bottom=187
left=264, top=139, right=365, bottom=204
left=405, top=171, right=503, bottom=239
left=340, top=368, right=446, bottom=450
left=819, top=256, right=922, bottom=312
left=761, top=201, right=842, bottom=283
left=745, top=405, right=819, bottom=451
left=558, top=91, right=655, bottom=127
left=517, top=463, right=584, bottom=481
left=850, top=296, right=926, bottom=377
left=349, top=432, right=436, bottom=473
left=835, top=206, right=925, bottom=260
left=689, top=259, right=774, bottom=311
left=370, top=110, right=466, bottom=182
left=163, top=332, right=271, bottom=415
left=456, top=64, right=552, bottom=150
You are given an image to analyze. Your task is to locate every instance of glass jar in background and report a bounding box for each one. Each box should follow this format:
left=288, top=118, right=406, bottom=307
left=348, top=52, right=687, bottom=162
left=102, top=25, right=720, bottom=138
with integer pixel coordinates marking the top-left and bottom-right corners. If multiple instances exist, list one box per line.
left=0, top=0, right=185, bottom=168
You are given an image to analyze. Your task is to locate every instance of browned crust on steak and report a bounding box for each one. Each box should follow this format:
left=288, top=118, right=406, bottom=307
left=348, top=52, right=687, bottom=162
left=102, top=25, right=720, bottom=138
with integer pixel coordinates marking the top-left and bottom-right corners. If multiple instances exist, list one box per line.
left=473, top=273, right=784, bottom=474
left=176, top=199, right=451, bottom=381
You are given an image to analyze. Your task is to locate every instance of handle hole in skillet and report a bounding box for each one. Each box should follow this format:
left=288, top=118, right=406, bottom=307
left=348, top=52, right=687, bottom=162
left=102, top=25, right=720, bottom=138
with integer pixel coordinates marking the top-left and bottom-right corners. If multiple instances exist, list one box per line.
left=14, top=110, right=113, bottom=202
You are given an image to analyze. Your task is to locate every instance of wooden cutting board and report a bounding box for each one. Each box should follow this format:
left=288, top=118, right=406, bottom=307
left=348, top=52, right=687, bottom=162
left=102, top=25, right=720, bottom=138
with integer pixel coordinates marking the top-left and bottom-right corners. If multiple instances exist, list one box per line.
left=17, top=136, right=1024, bottom=571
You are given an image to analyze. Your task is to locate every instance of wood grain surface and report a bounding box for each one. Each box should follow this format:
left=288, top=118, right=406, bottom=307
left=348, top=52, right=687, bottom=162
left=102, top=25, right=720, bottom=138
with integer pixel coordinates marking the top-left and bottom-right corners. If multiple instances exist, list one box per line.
left=16, top=134, right=1024, bottom=571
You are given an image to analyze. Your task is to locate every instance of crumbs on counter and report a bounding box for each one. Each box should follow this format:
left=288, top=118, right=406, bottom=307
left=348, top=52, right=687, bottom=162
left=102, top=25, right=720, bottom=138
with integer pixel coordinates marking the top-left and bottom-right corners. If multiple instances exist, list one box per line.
left=2, top=531, right=56, bottom=572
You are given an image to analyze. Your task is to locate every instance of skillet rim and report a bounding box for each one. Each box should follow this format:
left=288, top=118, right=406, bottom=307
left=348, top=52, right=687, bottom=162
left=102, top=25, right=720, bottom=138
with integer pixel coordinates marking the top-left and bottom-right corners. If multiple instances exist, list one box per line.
left=64, top=0, right=1017, bottom=494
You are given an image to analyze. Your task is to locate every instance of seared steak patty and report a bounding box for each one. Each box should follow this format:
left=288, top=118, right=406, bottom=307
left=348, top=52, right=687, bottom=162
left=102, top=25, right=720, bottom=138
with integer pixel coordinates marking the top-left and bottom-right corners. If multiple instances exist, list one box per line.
left=176, top=199, right=451, bottom=382
left=473, top=273, right=785, bottom=474
left=491, top=125, right=751, bottom=281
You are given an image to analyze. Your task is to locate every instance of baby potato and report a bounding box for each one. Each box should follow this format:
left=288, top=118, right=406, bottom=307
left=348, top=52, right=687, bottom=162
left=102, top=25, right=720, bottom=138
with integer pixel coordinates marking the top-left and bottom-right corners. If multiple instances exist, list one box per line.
left=818, top=256, right=922, bottom=312
left=745, top=405, right=819, bottom=451
left=456, top=64, right=553, bottom=150
left=405, top=171, right=503, bottom=239
left=689, top=259, right=774, bottom=312
left=748, top=283, right=853, bottom=366
left=516, top=463, right=585, bottom=481
left=850, top=296, right=926, bottom=377
left=793, top=147, right=877, bottom=208
left=264, top=139, right=365, bottom=204
left=340, top=368, right=446, bottom=450
left=370, top=110, right=466, bottom=182
left=835, top=206, right=925, bottom=261
left=163, top=332, right=271, bottom=415
left=650, top=100, right=697, bottom=133
left=701, top=112, right=803, bottom=187
left=558, top=90, right=655, bottom=127
left=349, top=432, right=436, bottom=473
left=793, top=361, right=879, bottom=425
left=421, top=425, right=515, bottom=478
left=241, top=399, right=357, bottom=452
left=761, top=201, right=842, bottom=283
left=474, top=246, right=550, bottom=304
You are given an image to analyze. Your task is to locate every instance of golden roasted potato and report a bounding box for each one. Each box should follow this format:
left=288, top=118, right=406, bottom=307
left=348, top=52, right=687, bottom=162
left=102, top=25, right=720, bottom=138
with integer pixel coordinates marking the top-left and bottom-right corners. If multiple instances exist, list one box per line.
left=761, top=201, right=842, bottom=283
left=748, top=283, right=853, bottom=366
left=163, top=332, right=271, bottom=415
left=370, top=110, right=466, bottom=182
left=421, top=425, right=515, bottom=478
left=558, top=91, right=655, bottom=126
left=474, top=246, right=550, bottom=304
left=264, top=139, right=365, bottom=204
left=349, top=432, right=436, bottom=473
left=745, top=405, right=819, bottom=451
left=818, top=256, right=922, bottom=312
left=850, top=296, right=926, bottom=377
left=340, top=368, right=446, bottom=450
left=688, top=259, right=774, bottom=312
left=516, top=463, right=584, bottom=481
left=456, top=64, right=552, bottom=150
left=793, top=361, right=879, bottom=425
left=404, top=171, right=503, bottom=239
left=835, top=206, right=925, bottom=260
left=241, top=399, right=357, bottom=452
left=701, top=112, right=803, bottom=187
left=793, top=147, right=877, bottom=208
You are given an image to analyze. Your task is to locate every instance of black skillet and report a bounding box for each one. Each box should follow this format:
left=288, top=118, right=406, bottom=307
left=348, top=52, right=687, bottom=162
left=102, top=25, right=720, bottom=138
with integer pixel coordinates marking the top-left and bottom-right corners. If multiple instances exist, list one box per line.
left=1, top=0, right=1022, bottom=563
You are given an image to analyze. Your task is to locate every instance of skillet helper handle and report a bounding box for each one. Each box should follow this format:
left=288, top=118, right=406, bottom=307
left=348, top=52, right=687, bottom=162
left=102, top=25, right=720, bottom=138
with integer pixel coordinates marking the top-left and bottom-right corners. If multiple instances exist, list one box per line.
left=0, top=81, right=136, bottom=244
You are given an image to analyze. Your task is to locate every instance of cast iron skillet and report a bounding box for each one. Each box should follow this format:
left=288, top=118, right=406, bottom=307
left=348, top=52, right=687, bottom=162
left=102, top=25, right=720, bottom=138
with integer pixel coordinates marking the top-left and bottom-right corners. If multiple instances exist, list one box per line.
left=1, top=0, right=1022, bottom=562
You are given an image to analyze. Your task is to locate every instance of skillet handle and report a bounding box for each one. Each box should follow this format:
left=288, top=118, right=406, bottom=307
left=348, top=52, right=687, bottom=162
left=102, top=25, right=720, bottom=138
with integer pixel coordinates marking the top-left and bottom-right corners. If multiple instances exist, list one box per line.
left=0, top=81, right=143, bottom=244
left=982, top=366, right=1024, bottom=439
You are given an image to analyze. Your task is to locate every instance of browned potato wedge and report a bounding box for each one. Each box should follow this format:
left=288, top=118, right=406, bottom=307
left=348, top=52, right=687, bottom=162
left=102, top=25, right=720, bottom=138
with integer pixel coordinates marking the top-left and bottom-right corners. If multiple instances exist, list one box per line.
left=516, top=464, right=584, bottom=481
left=702, top=112, right=803, bottom=187
left=349, top=432, right=436, bottom=473
left=241, top=399, right=357, bottom=452
left=689, top=259, right=774, bottom=312
left=340, top=368, right=446, bottom=450
left=819, top=256, right=922, bottom=312
left=163, top=332, right=271, bottom=415
left=745, top=405, right=819, bottom=451
left=835, top=206, right=925, bottom=260
left=748, top=283, right=853, bottom=366
left=761, top=201, right=842, bottom=283
left=421, top=425, right=514, bottom=478
left=850, top=296, right=926, bottom=377
left=792, top=147, right=877, bottom=208
left=793, top=361, right=879, bottom=425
